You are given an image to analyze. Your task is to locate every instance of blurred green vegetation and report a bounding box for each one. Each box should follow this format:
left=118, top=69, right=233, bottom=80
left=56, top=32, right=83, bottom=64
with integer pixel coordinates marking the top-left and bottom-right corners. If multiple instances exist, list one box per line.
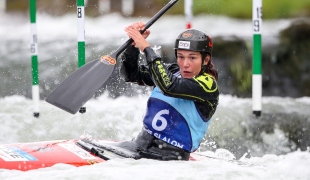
left=192, top=0, right=310, bottom=19
left=5, top=0, right=310, bottom=19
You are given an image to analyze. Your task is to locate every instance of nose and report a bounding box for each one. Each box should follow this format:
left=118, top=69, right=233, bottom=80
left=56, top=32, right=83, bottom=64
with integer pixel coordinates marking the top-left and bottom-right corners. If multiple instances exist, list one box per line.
left=183, top=59, right=190, bottom=68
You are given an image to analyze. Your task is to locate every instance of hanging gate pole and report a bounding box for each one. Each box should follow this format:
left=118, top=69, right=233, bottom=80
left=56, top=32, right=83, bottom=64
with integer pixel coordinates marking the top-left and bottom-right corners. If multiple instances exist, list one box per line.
left=30, top=0, right=40, bottom=118
left=77, top=0, right=86, bottom=114
left=252, top=0, right=262, bottom=117
left=184, top=0, right=193, bottom=29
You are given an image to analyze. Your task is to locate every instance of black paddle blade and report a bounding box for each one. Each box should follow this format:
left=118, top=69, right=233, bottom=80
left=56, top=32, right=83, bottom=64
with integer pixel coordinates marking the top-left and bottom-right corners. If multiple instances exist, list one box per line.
left=46, top=58, right=115, bottom=114
left=46, top=0, right=179, bottom=114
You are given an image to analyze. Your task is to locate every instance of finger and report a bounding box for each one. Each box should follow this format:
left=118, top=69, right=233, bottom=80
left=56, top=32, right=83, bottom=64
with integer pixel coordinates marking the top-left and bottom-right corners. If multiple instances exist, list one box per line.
left=133, top=22, right=145, bottom=30
left=144, top=29, right=150, bottom=35
left=137, top=22, right=145, bottom=29
left=141, top=29, right=150, bottom=39
left=131, top=23, right=140, bottom=30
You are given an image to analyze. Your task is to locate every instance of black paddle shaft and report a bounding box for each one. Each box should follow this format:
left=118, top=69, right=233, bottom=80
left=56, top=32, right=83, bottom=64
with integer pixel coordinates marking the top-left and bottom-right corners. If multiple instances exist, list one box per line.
left=111, top=0, right=179, bottom=59
left=46, top=0, right=179, bottom=114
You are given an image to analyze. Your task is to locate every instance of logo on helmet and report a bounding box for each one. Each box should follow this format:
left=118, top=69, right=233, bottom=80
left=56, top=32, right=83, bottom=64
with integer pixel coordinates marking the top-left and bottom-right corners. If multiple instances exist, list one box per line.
left=181, top=33, right=192, bottom=38
left=208, top=42, right=213, bottom=47
left=207, top=36, right=213, bottom=47
left=178, top=41, right=190, bottom=49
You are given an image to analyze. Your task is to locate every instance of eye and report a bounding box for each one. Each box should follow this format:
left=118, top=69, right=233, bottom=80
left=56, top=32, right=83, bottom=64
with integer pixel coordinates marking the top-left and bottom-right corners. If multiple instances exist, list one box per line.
left=190, top=56, right=197, bottom=60
left=177, top=55, right=184, bottom=60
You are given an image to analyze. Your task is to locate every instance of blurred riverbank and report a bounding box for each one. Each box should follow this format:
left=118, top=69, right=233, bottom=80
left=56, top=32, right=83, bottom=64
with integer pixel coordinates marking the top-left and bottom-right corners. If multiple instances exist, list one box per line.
left=1, top=11, right=310, bottom=98
left=2, top=0, right=310, bottom=19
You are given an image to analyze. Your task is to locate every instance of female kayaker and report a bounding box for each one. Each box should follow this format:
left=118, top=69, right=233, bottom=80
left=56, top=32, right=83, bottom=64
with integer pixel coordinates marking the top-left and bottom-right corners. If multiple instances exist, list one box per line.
left=115, top=22, right=219, bottom=160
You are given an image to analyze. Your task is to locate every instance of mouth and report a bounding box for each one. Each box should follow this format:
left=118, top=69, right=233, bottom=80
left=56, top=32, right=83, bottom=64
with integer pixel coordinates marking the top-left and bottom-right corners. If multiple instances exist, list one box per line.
left=182, top=71, right=192, bottom=78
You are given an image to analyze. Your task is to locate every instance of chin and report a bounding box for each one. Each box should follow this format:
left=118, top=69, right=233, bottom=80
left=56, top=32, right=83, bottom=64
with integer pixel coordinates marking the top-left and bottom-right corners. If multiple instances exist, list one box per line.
left=181, top=74, right=193, bottom=79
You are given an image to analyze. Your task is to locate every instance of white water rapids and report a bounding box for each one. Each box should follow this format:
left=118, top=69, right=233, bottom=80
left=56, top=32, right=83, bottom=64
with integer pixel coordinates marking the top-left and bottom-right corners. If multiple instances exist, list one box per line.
left=1, top=94, right=310, bottom=179
left=1, top=12, right=310, bottom=179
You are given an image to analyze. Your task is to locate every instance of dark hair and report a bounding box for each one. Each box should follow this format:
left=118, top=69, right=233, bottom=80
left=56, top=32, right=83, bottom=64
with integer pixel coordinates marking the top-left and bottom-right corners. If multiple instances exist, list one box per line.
left=201, top=53, right=218, bottom=81
left=205, top=61, right=218, bottom=81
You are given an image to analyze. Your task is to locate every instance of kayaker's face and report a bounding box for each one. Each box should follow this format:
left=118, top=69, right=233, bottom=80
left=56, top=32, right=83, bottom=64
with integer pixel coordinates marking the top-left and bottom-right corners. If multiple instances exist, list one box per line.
left=177, top=50, right=208, bottom=78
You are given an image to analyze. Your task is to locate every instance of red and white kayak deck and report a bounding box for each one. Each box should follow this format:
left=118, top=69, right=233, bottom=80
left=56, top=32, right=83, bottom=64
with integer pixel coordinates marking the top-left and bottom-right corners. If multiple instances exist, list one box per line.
left=0, top=139, right=208, bottom=171
left=0, top=140, right=105, bottom=171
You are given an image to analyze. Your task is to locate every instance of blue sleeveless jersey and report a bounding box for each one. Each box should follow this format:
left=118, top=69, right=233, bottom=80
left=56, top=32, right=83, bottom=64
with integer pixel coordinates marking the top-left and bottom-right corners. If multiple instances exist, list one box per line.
left=143, top=87, right=211, bottom=152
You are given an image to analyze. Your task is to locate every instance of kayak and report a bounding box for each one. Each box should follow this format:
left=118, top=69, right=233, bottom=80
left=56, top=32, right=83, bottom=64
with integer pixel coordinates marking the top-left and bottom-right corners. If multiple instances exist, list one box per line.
left=0, top=139, right=209, bottom=171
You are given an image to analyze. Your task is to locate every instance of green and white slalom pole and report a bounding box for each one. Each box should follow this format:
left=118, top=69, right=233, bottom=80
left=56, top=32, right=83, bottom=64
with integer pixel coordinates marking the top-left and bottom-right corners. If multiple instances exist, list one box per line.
left=77, top=0, right=86, bottom=114
left=30, top=0, right=40, bottom=118
left=184, top=0, right=192, bottom=29
left=252, top=0, right=262, bottom=117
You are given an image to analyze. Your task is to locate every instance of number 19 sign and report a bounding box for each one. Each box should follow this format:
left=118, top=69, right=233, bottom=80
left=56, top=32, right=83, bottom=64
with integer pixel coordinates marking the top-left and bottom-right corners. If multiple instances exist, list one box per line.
left=252, top=0, right=262, bottom=117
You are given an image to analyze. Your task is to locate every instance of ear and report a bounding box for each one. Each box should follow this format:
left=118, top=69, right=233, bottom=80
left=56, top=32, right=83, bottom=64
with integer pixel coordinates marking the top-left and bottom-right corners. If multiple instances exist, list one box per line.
left=203, top=55, right=211, bottom=65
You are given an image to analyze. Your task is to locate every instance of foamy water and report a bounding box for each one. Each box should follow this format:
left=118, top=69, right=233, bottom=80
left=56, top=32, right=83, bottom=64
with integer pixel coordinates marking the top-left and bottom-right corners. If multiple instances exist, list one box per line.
left=0, top=12, right=292, bottom=44
left=1, top=11, right=309, bottom=179
left=0, top=94, right=310, bottom=179
left=1, top=151, right=310, bottom=180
